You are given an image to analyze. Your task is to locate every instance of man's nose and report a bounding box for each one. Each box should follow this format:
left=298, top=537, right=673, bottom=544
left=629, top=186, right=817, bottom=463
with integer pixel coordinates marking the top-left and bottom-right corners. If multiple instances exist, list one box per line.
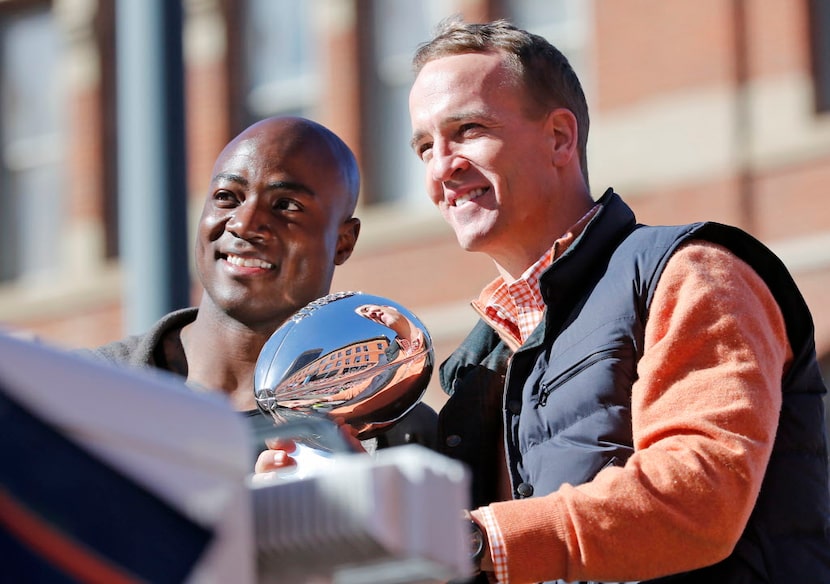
left=430, top=142, right=464, bottom=183
left=227, top=201, right=271, bottom=240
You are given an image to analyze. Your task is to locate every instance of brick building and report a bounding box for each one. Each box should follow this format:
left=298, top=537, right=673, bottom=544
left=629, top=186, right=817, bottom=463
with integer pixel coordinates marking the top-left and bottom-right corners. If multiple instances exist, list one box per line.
left=1, top=0, right=829, bottom=421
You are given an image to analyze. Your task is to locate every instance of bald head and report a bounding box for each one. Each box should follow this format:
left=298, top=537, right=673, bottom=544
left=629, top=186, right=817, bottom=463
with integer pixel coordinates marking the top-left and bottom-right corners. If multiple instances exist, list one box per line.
left=221, top=116, right=360, bottom=219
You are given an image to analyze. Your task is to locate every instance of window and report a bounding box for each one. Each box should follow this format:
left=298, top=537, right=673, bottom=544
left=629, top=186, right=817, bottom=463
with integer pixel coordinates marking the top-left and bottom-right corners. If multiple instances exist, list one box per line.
left=242, top=0, right=321, bottom=123
left=809, top=0, right=830, bottom=112
left=366, top=0, right=450, bottom=207
left=0, top=5, right=67, bottom=283
left=508, top=0, right=590, bottom=79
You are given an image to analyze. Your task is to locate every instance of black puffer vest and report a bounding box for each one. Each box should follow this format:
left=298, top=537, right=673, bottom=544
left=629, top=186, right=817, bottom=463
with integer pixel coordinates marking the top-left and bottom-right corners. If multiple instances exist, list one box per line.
left=439, top=190, right=830, bottom=583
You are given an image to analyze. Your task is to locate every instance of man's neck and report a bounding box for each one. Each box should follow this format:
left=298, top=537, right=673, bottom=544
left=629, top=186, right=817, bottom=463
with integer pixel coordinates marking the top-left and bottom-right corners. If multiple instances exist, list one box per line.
left=493, top=198, right=599, bottom=282
left=180, top=312, right=273, bottom=412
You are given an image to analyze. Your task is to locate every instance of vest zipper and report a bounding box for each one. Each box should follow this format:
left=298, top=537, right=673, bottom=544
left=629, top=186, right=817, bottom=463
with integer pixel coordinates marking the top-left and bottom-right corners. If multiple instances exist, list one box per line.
left=536, top=347, right=618, bottom=408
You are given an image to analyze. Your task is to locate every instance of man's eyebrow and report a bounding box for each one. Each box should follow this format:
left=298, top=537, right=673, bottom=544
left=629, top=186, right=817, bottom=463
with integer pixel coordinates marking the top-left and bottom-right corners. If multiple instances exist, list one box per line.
left=409, top=111, right=491, bottom=151
left=211, top=172, right=247, bottom=186
left=266, top=180, right=315, bottom=197
left=210, top=174, right=315, bottom=197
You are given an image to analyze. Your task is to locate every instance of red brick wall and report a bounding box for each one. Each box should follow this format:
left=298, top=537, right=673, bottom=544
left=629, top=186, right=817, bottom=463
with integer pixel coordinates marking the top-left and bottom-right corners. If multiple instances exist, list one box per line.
left=595, top=0, right=737, bottom=109
left=10, top=0, right=830, bottom=384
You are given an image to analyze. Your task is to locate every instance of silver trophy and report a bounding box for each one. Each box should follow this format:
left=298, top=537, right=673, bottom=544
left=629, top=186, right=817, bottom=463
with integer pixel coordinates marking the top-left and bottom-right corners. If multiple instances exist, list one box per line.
left=253, top=291, right=434, bottom=477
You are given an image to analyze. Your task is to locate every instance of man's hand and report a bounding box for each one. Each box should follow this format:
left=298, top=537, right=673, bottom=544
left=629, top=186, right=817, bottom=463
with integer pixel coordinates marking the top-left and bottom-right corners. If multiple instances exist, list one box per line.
left=251, top=437, right=298, bottom=485
left=250, top=416, right=370, bottom=486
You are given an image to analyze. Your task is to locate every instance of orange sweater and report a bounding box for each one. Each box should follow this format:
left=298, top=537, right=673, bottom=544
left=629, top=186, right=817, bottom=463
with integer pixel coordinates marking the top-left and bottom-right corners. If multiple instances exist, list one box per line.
left=484, top=241, right=790, bottom=583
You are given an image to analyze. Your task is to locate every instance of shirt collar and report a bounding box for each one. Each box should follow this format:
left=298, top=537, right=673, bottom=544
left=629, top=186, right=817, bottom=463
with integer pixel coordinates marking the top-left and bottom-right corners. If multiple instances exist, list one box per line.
left=473, top=203, right=600, bottom=348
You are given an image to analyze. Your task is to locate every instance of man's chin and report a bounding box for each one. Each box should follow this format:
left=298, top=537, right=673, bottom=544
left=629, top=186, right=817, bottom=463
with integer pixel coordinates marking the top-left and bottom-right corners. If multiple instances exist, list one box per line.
left=221, top=303, right=292, bottom=331
left=455, top=233, right=487, bottom=254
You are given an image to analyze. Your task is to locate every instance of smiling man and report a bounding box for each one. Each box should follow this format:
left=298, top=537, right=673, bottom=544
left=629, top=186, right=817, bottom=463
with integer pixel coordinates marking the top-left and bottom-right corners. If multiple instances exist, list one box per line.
left=84, top=116, right=436, bottom=452
left=409, top=17, right=830, bottom=584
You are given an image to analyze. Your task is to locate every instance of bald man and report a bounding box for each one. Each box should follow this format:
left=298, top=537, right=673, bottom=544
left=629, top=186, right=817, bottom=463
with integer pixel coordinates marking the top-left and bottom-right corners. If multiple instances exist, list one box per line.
left=85, top=116, right=436, bottom=454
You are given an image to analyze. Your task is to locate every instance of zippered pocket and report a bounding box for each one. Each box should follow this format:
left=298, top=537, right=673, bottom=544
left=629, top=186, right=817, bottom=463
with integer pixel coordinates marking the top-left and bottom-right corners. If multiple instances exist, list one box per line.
left=535, top=343, right=632, bottom=408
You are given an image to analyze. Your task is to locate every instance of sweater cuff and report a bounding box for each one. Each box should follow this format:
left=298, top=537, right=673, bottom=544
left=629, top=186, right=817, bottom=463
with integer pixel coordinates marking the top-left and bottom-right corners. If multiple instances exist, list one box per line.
left=488, top=496, right=570, bottom=584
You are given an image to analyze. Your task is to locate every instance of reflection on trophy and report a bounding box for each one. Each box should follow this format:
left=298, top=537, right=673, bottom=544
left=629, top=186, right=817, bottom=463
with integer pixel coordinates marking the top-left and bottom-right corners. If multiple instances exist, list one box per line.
left=253, top=291, right=434, bottom=475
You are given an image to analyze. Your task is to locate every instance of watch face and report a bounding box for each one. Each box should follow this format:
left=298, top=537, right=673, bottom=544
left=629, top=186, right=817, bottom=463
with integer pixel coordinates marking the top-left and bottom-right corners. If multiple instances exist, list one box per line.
left=469, top=519, right=485, bottom=563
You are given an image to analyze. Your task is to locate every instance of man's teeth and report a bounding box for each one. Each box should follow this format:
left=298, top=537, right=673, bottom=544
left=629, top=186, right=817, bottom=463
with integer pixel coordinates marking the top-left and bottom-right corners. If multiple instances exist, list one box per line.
left=454, top=188, right=486, bottom=207
left=226, top=254, right=274, bottom=269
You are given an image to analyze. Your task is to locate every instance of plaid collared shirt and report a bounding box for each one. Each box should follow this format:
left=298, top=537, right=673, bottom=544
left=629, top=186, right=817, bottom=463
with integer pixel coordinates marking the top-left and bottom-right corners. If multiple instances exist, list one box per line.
left=475, top=248, right=554, bottom=348
left=473, top=205, right=600, bottom=349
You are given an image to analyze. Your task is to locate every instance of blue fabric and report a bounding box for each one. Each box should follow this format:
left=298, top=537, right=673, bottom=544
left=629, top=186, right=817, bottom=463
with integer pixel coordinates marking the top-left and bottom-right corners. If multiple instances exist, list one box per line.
left=0, top=385, right=213, bottom=583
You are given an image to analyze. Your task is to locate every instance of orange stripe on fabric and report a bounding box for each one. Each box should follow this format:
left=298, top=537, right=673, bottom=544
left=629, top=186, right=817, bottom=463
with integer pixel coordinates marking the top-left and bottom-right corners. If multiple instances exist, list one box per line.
left=0, top=488, right=141, bottom=584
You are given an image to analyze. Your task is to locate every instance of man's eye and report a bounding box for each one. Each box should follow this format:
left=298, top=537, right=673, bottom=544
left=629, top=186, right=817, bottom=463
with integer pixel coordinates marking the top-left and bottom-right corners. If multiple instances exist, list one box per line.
left=213, top=190, right=238, bottom=206
left=417, top=143, right=433, bottom=161
left=275, top=199, right=301, bottom=212
left=459, top=123, right=481, bottom=135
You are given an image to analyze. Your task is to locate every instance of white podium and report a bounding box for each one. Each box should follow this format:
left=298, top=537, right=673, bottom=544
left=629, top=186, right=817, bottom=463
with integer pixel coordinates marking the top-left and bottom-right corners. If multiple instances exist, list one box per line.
left=253, top=444, right=471, bottom=583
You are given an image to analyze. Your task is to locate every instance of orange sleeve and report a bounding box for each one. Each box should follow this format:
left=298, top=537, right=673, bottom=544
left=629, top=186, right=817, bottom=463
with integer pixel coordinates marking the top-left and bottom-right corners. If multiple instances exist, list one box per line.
left=485, top=241, right=789, bottom=584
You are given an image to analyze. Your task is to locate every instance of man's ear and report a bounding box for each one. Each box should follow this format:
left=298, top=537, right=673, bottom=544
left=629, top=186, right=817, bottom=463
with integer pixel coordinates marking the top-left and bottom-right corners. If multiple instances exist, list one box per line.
left=547, top=108, right=579, bottom=168
left=334, top=217, right=361, bottom=265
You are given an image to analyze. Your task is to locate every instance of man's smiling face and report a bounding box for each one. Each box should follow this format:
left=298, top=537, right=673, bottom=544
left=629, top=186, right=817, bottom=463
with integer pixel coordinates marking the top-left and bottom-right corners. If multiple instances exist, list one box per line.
left=409, top=51, right=559, bottom=266
left=195, top=118, right=358, bottom=331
